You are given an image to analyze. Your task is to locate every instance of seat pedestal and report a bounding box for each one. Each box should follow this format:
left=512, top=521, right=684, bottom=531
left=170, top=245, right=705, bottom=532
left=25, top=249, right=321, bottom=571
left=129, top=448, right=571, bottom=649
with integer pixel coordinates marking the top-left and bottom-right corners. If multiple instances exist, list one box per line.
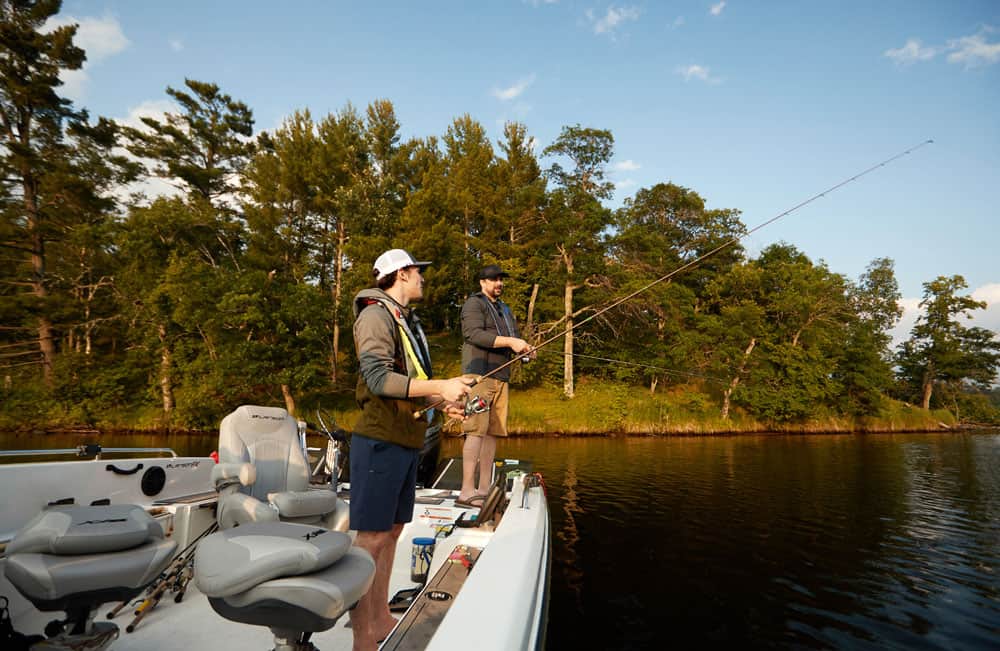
left=3, top=505, right=176, bottom=651
left=30, top=620, right=117, bottom=651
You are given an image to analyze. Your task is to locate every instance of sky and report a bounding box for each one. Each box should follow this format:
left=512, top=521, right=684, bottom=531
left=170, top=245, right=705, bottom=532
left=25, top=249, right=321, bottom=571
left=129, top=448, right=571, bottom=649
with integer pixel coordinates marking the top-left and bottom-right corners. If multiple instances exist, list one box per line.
left=53, top=0, right=1000, bottom=345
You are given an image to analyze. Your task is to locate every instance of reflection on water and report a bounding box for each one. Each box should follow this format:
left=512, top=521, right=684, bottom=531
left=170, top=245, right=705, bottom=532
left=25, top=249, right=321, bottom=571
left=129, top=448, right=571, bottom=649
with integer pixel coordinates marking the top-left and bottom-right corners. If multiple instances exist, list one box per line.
left=3, top=429, right=998, bottom=649
left=453, top=433, right=1000, bottom=650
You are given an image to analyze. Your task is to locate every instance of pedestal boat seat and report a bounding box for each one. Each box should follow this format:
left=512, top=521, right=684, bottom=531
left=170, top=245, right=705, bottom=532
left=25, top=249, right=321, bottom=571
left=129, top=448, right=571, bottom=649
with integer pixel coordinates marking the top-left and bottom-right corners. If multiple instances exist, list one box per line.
left=3, top=504, right=177, bottom=650
left=194, top=521, right=374, bottom=651
left=214, top=405, right=349, bottom=532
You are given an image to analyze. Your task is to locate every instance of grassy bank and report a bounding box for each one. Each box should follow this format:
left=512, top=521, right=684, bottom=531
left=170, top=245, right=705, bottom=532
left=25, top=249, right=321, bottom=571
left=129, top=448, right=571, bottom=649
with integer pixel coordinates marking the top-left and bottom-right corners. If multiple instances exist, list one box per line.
left=502, top=380, right=955, bottom=435
left=1, top=376, right=956, bottom=436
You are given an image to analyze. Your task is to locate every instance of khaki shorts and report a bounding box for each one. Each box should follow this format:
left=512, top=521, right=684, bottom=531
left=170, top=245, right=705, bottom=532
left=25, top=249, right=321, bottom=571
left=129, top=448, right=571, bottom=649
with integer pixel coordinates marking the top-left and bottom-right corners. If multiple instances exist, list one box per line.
left=461, top=377, right=509, bottom=438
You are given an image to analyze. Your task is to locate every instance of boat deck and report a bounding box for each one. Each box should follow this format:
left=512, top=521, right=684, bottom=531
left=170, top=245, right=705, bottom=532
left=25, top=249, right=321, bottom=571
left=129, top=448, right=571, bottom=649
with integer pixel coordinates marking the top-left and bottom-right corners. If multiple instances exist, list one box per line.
left=111, top=493, right=494, bottom=650
left=2, top=464, right=550, bottom=651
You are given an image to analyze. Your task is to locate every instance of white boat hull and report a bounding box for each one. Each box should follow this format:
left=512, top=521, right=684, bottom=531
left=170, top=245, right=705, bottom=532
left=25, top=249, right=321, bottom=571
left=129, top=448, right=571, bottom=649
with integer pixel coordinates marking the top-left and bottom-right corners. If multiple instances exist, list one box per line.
left=0, top=455, right=550, bottom=650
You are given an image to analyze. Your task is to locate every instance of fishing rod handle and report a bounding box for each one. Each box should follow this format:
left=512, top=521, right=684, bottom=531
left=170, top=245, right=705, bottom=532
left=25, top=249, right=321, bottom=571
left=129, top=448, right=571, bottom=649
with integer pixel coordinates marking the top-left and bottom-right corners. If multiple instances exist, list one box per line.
left=411, top=375, right=484, bottom=419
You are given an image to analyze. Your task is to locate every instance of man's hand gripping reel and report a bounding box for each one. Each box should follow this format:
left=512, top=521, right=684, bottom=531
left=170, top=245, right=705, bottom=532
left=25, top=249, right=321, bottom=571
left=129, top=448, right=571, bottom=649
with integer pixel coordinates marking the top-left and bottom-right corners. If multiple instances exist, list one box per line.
left=411, top=374, right=482, bottom=419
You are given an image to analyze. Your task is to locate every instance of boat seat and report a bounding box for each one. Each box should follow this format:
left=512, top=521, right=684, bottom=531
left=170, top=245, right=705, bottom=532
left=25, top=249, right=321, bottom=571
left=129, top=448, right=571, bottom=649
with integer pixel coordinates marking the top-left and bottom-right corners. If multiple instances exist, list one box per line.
left=195, top=521, right=374, bottom=650
left=214, top=405, right=349, bottom=532
left=3, top=504, right=176, bottom=645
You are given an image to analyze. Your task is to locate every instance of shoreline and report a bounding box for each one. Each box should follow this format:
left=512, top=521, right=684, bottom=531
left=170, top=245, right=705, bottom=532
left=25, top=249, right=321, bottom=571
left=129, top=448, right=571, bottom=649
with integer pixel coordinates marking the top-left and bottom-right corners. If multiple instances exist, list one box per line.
left=6, top=421, right=994, bottom=438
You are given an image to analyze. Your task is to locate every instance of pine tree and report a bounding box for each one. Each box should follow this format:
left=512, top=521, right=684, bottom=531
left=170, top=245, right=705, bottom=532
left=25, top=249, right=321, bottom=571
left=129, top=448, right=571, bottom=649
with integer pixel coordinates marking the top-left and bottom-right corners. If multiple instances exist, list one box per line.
left=0, top=0, right=86, bottom=384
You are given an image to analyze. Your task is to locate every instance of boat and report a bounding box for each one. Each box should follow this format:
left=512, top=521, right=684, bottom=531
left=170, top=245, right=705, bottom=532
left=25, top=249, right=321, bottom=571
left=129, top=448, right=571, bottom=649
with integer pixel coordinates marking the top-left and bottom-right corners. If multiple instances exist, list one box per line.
left=0, top=405, right=550, bottom=651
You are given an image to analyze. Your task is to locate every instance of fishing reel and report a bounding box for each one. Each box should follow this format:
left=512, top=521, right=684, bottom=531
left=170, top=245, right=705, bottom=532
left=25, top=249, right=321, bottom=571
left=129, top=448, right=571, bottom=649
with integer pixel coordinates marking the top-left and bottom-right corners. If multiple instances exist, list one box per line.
left=464, top=395, right=490, bottom=416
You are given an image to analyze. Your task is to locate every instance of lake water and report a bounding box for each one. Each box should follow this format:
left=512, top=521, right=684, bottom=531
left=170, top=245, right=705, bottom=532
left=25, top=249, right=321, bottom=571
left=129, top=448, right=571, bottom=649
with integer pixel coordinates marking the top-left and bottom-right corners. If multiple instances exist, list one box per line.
left=3, top=429, right=998, bottom=649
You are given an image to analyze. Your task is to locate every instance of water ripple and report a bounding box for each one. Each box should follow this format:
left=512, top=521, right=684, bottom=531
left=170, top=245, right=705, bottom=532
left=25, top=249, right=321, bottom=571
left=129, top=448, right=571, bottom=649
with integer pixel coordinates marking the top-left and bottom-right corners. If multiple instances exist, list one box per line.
left=490, top=432, right=1000, bottom=650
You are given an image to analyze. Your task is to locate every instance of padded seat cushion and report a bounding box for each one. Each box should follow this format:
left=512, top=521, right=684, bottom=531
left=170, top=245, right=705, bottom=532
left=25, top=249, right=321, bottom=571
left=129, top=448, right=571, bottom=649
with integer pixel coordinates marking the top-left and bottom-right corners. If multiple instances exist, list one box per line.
left=6, top=505, right=162, bottom=555
left=195, top=522, right=352, bottom=597
left=208, top=547, right=375, bottom=632
left=4, top=537, right=177, bottom=609
left=267, top=489, right=339, bottom=518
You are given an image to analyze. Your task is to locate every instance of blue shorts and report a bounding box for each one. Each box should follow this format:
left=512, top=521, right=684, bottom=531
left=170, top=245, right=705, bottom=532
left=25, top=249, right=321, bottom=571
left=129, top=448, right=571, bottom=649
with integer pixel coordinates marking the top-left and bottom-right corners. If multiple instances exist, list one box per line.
left=349, top=433, right=418, bottom=532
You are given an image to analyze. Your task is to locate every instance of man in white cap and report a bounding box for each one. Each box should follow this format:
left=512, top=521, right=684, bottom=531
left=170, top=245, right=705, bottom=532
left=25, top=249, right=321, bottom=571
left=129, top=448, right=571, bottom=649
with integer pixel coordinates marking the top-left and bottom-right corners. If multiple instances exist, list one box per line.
left=348, top=248, right=471, bottom=650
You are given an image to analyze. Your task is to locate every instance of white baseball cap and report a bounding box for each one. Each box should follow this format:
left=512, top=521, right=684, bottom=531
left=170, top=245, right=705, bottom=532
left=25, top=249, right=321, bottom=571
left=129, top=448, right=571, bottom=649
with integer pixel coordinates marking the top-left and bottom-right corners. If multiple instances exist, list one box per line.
left=373, top=249, right=431, bottom=281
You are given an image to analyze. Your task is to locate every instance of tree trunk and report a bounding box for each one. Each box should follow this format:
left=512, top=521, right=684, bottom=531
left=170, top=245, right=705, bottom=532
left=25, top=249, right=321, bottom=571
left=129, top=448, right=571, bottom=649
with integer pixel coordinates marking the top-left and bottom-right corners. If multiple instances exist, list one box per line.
left=84, top=293, right=93, bottom=356
left=563, top=277, right=575, bottom=399
left=25, top=180, right=55, bottom=385
left=722, top=337, right=756, bottom=420
left=526, top=283, right=539, bottom=339
left=560, top=248, right=576, bottom=398
left=330, top=222, right=346, bottom=384
left=158, top=324, right=174, bottom=414
left=281, top=383, right=296, bottom=416
left=649, top=376, right=657, bottom=396
left=921, top=374, right=933, bottom=410
left=463, top=208, right=471, bottom=288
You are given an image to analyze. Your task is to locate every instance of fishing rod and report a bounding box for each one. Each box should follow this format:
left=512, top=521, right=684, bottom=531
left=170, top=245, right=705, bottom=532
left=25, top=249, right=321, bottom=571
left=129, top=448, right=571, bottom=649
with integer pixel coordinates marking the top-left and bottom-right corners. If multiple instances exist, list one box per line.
left=415, top=138, right=934, bottom=419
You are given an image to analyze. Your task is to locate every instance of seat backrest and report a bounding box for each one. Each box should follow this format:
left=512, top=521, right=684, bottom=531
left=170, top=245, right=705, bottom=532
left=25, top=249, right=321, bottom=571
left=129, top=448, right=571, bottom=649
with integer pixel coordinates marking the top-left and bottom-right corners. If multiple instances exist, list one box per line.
left=218, top=405, right=309, bottom=500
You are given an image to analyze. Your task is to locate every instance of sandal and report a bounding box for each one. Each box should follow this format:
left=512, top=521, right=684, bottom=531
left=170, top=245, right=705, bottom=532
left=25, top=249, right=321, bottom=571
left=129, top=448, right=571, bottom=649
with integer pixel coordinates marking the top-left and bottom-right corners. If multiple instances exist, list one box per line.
left=454, top=494, right=486, bottom=509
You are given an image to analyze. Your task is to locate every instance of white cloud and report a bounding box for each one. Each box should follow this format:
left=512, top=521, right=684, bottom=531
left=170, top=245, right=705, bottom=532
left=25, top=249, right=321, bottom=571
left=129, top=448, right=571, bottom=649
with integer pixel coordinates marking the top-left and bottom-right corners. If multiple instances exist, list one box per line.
left=492, top=74, right=537, bottom=101
left=884, top=30, right=1000, bottom=68
left=890, top=285, right=1000, bottom=349
left=972, top=283, right=1000, bottom=308
left=889, top=297, right=922, bottom=349
left=169, top=38, right=184, bottom=52
left=117, top=100, right=178, bottom=131
left=613, top=159, right=641, bottom=172
left=972, top=287, right=1000, bottom=337
left=946, top=33, right=1000, bottom=66
left=588, top=5, right=641, bottom=35
left=57, top=69, right=89, bottom=103
left=43, top=14, right=129, bottom=102
left=884, top=38, right=938, bottom=65
left=676, top=64, right=720, bottom=83
left=112, top=101, right=183, bottom=203
left=46, top=14, right=129, bottom=62
left=710, top=2, right=726, bottom=16
left=614, top=178, right=637, bottom=191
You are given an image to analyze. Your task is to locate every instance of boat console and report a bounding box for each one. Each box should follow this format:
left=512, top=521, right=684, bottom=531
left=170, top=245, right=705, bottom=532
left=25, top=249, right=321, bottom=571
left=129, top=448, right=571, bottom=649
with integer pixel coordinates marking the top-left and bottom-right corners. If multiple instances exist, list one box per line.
left=3, top=504, right=177, bottom=650
left=194, top=521, right=374, bottom=651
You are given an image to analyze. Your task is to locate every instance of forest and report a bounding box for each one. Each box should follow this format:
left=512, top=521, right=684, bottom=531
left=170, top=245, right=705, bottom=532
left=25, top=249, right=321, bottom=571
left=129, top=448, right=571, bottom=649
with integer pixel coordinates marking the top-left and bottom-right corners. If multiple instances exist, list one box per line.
left=2, top=2, right=999, bottom=431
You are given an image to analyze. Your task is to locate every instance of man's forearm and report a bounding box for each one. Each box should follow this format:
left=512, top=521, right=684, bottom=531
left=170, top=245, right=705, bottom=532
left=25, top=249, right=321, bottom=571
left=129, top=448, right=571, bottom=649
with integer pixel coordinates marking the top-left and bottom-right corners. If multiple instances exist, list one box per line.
left=408, top=378, right=465, bottom=399
left=493, top=336, right=518, bottom=349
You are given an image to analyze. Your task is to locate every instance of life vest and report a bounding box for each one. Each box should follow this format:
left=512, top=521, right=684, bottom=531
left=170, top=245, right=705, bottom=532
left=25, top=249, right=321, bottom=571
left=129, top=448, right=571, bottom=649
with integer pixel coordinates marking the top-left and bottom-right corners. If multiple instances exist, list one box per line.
left=360, top=296, right=431, bottom=381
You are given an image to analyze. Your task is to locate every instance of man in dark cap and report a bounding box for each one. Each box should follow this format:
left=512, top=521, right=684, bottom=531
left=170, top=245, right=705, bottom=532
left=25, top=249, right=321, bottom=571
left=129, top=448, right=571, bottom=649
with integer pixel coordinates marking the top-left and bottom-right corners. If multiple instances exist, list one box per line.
left=456, top=264, right=535, bottom=507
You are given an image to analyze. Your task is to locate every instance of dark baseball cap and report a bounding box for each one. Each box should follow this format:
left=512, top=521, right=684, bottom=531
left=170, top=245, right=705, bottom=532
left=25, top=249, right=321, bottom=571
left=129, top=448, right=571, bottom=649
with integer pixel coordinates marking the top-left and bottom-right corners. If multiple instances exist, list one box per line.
left=479, top=264, right=508, bottom=280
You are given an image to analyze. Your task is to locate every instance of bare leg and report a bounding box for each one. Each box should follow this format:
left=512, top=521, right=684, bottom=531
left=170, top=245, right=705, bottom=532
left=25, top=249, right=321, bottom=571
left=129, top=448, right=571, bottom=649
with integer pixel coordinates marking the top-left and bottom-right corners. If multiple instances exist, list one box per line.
left=460, top=435, right=483, bottom=501
left=350, top=526, right=402, bottom=651
left=476, top=434, right=497, bottom=495
left=371, top=524, right=402, bottom=640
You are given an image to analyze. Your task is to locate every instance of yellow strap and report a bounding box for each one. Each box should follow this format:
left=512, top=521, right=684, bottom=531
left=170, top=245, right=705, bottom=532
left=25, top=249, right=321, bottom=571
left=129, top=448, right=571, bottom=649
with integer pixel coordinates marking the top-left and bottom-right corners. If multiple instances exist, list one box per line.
left=398, top=325, right=428, bottom=380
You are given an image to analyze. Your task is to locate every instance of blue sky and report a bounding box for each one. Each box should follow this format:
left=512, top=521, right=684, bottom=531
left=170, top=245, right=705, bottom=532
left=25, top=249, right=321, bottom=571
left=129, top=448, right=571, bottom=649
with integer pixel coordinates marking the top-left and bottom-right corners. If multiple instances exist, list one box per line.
left=54, top=1, right=999, bottom=342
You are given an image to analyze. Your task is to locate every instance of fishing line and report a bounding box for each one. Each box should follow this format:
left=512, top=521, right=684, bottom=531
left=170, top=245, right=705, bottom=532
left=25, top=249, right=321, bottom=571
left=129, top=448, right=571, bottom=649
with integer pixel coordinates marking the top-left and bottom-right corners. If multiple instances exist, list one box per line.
left=416, top=139, right=934, bottom=418
left=540, top=350, right=729, bottom=384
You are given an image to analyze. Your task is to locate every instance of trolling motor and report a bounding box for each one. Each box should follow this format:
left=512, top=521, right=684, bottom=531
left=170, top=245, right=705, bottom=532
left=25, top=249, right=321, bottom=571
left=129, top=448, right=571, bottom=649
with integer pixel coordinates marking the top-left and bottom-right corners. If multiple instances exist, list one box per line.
left=464, top=395, right=490, bottom=417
